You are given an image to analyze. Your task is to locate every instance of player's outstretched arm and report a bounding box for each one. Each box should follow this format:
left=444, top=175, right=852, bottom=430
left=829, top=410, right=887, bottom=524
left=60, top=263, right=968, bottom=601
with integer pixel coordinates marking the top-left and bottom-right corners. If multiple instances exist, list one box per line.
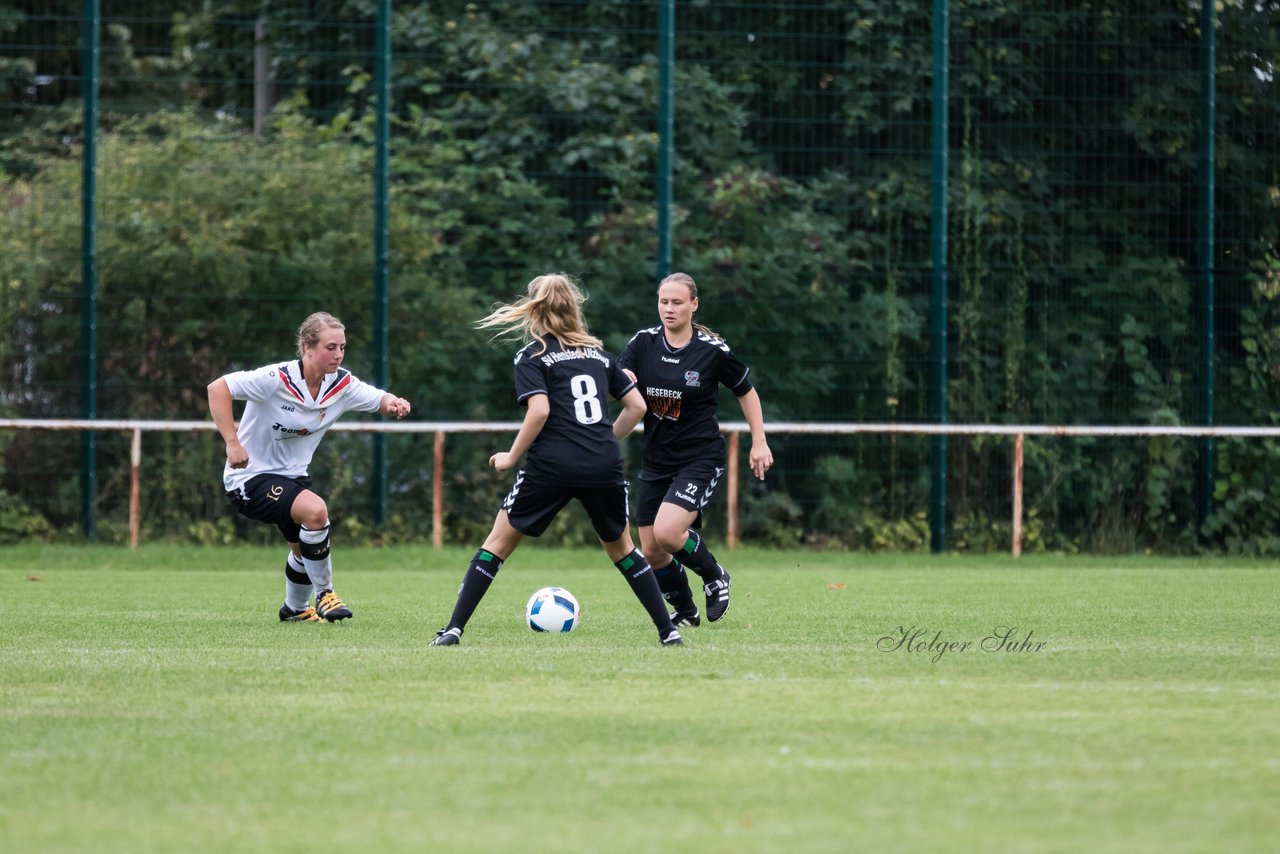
left=736, top=387, right=773, bottom=480
left=613, top=387, right=646, bottom=440
left=490, top=393, right=549, bottom=472
left=379, top=393, right=411, bottom=419
left=207, top=377, right=249, bottom=469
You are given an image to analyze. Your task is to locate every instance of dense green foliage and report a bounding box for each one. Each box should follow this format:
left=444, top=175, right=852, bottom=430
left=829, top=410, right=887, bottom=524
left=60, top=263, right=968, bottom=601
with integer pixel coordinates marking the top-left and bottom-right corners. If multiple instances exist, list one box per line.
left=2, top=2, right=1279, bottom=551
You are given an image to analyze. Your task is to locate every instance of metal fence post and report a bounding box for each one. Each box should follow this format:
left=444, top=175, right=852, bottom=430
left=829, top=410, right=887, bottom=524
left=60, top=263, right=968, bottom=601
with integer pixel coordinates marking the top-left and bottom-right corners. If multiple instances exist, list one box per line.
left=656, top=0, right=675, bottom=282
left=929, top=0, right=950, bottom=553
left=253, top=16, right=274, bottom=138
left=1197, top=0, right=1217, bottom=538
left=371, top=0, right=392, bottom=526
left=80, top=0, right=100, bottom=541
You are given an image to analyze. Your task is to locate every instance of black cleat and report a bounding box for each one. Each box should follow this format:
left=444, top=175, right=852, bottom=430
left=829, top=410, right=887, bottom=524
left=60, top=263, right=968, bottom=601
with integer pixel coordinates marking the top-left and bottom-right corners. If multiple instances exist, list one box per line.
left=278, top=603, right=322, bottom=622
left=666, top=585, right=700, bottom=627
left=660, top=629, right=684, bottom=646
left=704, top=568, right=731, bottom=622
left=430, top=627, right=462, bottom=647
left=315, top=589, right=353, bottom=622
left=671, top=609, right=701, bottom=628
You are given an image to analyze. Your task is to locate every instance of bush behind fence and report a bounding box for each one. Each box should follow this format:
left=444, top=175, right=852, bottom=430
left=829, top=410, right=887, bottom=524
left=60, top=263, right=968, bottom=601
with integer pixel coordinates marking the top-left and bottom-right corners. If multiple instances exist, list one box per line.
left=2, top=1, right=1279, bottom=552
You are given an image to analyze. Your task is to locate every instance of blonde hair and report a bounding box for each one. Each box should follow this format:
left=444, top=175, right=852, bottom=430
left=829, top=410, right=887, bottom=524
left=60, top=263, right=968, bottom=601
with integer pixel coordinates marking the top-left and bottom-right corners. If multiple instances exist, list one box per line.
left=478, top=273, right=603, bottom=353
left=296, top=312, right=345, bottom=358
left=659, top=272, right=720, bottom=339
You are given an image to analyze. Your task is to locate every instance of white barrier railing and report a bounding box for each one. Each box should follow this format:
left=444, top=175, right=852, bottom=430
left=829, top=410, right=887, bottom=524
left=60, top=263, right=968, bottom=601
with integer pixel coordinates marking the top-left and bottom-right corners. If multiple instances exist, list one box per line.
left=4, top=419, right=1279, bottom=552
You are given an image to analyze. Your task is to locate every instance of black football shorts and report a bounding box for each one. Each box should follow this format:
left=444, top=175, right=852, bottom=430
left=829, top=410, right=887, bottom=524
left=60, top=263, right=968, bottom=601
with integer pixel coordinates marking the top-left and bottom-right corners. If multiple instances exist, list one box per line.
left=226, top=473, right=312, bottom=542
left=635, top=461, right=725, bottom=528
left=500, top=468, right=631, bottom=541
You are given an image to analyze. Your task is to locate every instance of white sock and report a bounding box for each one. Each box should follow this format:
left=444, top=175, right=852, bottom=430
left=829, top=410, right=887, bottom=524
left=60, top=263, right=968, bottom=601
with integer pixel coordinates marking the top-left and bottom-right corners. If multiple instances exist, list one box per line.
left=299, top=525, right=333, bottom=591
left=284, top=552, right=312, bottom=611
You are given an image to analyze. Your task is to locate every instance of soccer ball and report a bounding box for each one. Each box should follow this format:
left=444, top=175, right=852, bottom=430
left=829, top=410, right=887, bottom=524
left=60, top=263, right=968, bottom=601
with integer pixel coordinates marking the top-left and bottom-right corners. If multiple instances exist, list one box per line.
left=525, top=586, right=580, bottom=633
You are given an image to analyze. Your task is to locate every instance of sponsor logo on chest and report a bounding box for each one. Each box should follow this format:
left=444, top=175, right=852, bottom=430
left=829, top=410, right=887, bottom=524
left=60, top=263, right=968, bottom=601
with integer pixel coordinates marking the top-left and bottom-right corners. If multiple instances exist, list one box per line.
left=271, top=422, right=312, bottom=437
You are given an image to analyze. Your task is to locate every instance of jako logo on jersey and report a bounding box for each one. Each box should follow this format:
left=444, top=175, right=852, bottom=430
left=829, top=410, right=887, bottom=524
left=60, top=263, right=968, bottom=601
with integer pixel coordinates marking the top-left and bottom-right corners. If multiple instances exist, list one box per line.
left=280, top=404, right=295, bottom=412
left=271, top=423, right=311, bottom=437
left=684, top=370, right=701, bottom=387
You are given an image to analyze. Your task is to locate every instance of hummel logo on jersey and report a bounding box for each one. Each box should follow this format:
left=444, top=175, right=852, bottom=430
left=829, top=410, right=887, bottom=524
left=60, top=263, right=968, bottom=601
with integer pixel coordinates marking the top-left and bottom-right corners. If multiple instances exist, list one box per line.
left=661, top=356, right=680, bottom=364
left=696, top=330, right=732, bottom=353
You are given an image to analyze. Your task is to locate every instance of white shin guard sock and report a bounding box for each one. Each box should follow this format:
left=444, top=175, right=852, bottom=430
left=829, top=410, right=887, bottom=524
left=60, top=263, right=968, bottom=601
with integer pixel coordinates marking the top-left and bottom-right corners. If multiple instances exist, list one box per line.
left=298, top=525, right=333, bottom=591
left=284, top=552, right=312, bottom=611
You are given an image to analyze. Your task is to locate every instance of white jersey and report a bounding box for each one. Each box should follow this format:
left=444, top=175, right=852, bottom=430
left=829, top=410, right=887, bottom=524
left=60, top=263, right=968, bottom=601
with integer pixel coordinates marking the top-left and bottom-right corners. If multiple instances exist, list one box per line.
left=220, top=360, right=387, bottom=493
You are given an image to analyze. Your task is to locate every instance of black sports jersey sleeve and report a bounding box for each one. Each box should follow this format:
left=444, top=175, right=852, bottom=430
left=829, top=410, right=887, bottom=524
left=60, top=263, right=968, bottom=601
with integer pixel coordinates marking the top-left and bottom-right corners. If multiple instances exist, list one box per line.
left=623, top=327, right=754, bottom=477
left=511, top=335, right=626, bottom=485
left=608, top=354, right=637, bottom=401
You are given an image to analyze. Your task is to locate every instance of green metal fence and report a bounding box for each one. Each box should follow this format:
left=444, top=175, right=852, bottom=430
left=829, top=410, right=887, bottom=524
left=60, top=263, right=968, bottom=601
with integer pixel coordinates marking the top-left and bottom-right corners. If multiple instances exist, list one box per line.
left=2, top=1, right=1278, bottom=554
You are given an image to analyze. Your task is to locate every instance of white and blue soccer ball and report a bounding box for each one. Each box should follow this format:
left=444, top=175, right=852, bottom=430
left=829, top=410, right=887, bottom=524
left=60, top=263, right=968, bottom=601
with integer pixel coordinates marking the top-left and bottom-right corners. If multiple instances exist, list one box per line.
left=525, top=586, right=580, bottom=633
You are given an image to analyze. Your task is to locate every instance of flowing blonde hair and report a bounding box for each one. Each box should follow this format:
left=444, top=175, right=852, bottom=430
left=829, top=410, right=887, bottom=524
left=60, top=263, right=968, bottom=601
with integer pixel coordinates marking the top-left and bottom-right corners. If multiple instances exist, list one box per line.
left=478, top=273, right=603, bottom=353
left=659, top=272, right=720, bottom=339
left=296, top=312, right=345, bottom=358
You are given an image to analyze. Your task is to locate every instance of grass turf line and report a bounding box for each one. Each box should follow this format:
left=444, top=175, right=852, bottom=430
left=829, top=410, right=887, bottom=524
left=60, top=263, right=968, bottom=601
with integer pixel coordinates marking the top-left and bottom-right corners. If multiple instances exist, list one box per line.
left=1, top=546, right=1277, bottom=853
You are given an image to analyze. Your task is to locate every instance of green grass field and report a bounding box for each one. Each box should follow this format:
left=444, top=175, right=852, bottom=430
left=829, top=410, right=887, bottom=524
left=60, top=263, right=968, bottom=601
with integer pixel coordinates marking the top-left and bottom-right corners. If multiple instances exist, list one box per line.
left=2, top=545, right=1277, bottom=853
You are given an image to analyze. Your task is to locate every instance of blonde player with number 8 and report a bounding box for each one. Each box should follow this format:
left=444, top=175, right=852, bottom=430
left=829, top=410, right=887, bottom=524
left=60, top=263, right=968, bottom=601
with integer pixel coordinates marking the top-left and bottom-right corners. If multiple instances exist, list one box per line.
left=429, top=273, right=682, bottom=647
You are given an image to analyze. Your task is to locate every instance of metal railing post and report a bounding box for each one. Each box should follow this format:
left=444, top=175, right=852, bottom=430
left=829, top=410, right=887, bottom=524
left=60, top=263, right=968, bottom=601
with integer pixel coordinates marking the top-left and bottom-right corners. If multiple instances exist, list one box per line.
left=726, top=431, right=739, bottom=549
left=1011, top=433, right=1024, bottom=556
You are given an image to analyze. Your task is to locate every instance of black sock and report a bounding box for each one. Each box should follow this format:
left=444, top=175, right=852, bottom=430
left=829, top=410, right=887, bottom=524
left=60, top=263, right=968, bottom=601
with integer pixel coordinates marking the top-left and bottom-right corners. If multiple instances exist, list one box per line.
left=678, top=529, right=722, bottom=581
left=445, top=548, right=503, bottom=632
left=653, top=559, right=696, bottom=612
left=615, top=549, right=675, bottom=633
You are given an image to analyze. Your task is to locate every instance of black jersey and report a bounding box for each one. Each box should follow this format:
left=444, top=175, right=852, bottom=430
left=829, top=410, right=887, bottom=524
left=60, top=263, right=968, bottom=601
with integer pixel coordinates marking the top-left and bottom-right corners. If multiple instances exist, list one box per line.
left=513, top=334, right=636, bottom=485
left=619, top=326, right=753, bottom=477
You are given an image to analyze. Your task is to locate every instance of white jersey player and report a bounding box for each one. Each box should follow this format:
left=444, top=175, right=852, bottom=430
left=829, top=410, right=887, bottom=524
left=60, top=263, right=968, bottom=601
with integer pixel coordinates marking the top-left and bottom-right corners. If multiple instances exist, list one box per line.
left=208, top=312, right=411, bottom=623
